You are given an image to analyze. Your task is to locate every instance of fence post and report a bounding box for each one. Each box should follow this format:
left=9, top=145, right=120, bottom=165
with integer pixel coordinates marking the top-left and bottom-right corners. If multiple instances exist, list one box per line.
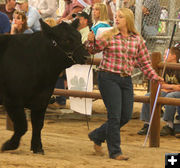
left=149, top=52, right=162, bottom=147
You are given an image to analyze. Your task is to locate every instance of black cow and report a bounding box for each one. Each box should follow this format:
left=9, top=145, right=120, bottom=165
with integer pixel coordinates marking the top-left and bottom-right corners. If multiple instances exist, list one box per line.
left=0, top=19, right=89, bottom=154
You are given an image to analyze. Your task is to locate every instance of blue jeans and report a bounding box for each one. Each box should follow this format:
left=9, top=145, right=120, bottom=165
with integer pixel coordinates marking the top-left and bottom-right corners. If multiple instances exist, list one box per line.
left=140, top=91, right=180, bottom=122
left=89, top=71, right=133, bottom=158
left=142, top=24, right=158, bottom=37
left=55, top=77, right=66, bottom=105
left=163, top=92, right=180, bottom=122
left=142, top=24, right=158, bottom=50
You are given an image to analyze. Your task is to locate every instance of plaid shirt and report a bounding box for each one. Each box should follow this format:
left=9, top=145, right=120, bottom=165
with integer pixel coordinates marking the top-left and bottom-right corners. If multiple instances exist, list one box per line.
left=85, top=33, right=158, bottom=80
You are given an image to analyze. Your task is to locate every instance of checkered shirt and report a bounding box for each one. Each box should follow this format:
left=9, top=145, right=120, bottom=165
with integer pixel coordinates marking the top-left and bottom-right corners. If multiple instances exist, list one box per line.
left=85, top=33, right=158, bottom=80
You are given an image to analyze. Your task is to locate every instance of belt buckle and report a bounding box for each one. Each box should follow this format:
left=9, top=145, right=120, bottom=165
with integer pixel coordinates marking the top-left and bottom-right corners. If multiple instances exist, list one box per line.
left=120, top=73, right=127, bottom=77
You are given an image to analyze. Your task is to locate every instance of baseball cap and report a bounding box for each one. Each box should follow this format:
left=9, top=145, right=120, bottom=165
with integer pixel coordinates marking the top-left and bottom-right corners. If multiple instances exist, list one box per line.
left=16, top=0, right=28, bottom=4
left=77, top=12, right=89, bottom=20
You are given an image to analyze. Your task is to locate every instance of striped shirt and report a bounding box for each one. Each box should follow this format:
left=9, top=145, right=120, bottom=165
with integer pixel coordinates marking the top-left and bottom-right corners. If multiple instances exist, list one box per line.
left=85, top=33, right=158, bottom=80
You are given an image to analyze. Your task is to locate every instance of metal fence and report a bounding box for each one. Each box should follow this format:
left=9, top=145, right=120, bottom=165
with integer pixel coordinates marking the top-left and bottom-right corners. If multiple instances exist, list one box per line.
left=115, top=0, right=180, bottom=84
left=57, top=0, right=180, bottom=84
left=57, top=0, right=180, bottom=55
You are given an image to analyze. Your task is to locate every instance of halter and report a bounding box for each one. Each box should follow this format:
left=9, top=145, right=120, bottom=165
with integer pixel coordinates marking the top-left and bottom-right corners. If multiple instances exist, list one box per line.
left=51, top=39, right=84, bottom=64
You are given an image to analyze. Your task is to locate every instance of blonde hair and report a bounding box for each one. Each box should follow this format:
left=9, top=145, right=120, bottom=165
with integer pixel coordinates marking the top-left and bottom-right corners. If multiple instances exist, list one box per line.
left=44, top=17, right=57, bottom=27
left=101, top=8, right=139, bottom=41
left=92, top=3, right=109, bottom=24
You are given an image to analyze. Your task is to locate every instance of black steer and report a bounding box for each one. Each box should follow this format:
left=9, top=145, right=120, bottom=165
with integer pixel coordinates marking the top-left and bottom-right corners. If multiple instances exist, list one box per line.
left=0, top=19, right=89, bottom=154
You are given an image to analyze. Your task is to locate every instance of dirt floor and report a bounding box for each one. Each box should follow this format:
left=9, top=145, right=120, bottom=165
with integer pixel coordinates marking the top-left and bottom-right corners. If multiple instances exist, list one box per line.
left=0, top=88, right=180, bottom=168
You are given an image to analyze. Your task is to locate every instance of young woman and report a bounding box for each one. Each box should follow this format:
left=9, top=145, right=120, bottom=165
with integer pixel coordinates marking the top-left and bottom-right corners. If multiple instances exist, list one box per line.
left=11, top=10, right=33, bottom=34
left=85, top=8, right=163, bottom=160
left=91, top=3, right=110, bottom=36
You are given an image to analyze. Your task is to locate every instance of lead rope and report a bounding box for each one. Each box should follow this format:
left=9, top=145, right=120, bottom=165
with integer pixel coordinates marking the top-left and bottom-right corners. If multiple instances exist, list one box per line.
left=84, top=54, right=94, bottom=130
left=84, top=37, right=96, bottom=130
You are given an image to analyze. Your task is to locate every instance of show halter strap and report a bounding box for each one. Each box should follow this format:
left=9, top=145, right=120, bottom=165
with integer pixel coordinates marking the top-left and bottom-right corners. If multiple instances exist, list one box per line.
left=84, top=35, right=96, bottom=130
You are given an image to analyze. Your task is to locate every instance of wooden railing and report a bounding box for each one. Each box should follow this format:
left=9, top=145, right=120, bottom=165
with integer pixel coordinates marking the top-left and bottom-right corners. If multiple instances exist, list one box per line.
left=6, top=53, right=180, bottom=147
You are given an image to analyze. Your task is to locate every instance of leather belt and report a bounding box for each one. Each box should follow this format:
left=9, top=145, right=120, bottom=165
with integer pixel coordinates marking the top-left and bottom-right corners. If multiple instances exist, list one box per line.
left=100, top=70, right=129, bottom=77
left=119, top=73, right=129, bottom=77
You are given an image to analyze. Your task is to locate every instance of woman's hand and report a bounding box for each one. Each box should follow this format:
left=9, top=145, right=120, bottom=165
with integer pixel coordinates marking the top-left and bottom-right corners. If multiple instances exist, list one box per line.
left=88, top=31, right=95, bottom=42
left=153, top=76, right=164, bottom=85
left=10, top=23, right=18, bottom=34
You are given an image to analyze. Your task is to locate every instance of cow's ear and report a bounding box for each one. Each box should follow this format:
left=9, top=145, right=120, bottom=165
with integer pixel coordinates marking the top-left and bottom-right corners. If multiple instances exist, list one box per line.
left=39, top=18, right=53, bottom=37
left=70, top=18, right=79, bottom=30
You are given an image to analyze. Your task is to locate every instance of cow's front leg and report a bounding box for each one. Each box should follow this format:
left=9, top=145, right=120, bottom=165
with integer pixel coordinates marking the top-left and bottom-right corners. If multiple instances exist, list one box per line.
left=1, top=105, right=27, bottom=152
left=30, top=108, right=46, bottom=154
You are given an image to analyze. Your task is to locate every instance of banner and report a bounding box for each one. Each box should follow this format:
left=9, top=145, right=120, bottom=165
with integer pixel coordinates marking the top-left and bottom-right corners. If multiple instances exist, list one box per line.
left=66, top=65, right=93, bottom=115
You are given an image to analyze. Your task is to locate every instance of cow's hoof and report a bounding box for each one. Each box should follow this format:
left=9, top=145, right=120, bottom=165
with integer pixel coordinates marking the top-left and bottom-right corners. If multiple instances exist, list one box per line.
left=31, top=146, right=44, bottom=155
left=1, top=140, right=19, bottom=151
left=33, top=148, right=45, bottom=155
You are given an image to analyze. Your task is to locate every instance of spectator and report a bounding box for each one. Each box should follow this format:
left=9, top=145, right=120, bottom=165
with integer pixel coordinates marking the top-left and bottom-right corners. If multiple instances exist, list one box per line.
left=125, top=0, right=135, bottom=13
left=85, top=8, right=163, bottom=160
left=137, top=46, right=180, bottom=136
left=141, top=0, right=161, bottom=47
left=29, top=0, right=57, bottom=20
left=16, top=0, right=41, bottom=32
left=28, top=0, right=38, bottom=7
left=0, top=0, right=16, bottom=22
left=106, top=0, right=135, bottom=26
left=57, top=0, right=91, bottom=24
left=48, top=73, right=67, bottom=109
left=158, top=7, right=168, bottom=34
left=91, top=3, right=110, bottom=36
left=105, top=0, right=115, bottom=25
left=10, top=10, right=33, bottom=34
left=77, top=11, right=90, bottom=43
left=82, top=0, right=103, bottom=29
left=0, top=11, right=11, bottom=34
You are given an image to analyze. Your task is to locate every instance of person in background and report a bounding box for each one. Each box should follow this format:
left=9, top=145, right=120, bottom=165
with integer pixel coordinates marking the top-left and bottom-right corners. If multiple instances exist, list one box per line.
left=91, top=3, right=110, bottom=36
left=85, top=8, right=163, bottom=160
left=10, top=10, right=33, bottom=34
left=141, top=0, right=161, bottom=49
left=105, top=0, right=115, bottom=25
left=77, top=11, right=90, bottom=43
left=16, top=0, right=41, bottom=32
left=0, top=0, right=16, bottom=22
left=106, top=0, right=135, bottom=26
left=137, top=46, right=180, bottom=136
left=57, top=0, right=91, bottom=24
left=28, top=0, right=57, bottom=20
left=28, top=0, right=37, bottom=7
left=0, top=11, right=11, bottom=33
left=79, top=0, right=103, bottom=30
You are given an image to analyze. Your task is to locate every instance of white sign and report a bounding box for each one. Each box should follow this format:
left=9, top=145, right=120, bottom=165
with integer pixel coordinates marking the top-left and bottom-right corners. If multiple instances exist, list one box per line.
left=66, top=65, right=93, bottom=115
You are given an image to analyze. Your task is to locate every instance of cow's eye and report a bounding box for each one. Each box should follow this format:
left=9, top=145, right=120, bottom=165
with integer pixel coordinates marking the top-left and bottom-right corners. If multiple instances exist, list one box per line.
left=65, top=40, right=70, bottom=44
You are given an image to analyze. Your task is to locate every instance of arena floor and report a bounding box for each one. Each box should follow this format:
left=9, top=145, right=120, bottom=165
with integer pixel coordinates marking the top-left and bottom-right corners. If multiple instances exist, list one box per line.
left=0, top=96, right=180, bottom=168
